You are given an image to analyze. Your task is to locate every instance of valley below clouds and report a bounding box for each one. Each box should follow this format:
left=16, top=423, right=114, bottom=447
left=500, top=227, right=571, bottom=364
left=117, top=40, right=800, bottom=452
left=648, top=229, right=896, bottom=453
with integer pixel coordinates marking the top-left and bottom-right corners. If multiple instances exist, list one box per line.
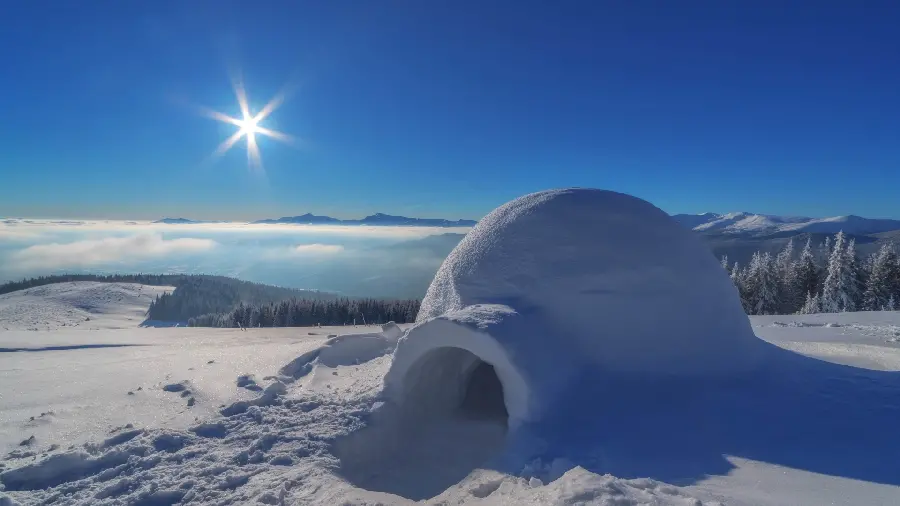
left=0, top=219, right=466, bottom=298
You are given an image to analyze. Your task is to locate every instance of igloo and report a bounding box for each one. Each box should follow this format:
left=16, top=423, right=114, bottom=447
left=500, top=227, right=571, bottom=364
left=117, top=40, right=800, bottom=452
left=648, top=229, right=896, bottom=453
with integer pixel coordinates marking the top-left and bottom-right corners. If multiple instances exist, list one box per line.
left=384, top=188, right=765, bottom=430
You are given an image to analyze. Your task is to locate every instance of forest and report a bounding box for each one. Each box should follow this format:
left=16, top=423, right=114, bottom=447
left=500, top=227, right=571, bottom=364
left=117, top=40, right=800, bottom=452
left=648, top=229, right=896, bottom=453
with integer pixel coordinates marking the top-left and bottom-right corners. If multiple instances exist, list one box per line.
left=185, top=297, right=421, bottom=327
left=5, top=231, right=898, bottom=324
left=726, top=231, right=900, bottom=315
left=0, top=274, right=337, bottom=322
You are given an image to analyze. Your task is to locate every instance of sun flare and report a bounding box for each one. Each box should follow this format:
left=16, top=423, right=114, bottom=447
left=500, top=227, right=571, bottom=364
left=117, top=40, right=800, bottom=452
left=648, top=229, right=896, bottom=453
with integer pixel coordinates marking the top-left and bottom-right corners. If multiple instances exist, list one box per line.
left=196, top=73, right=296, bottom=172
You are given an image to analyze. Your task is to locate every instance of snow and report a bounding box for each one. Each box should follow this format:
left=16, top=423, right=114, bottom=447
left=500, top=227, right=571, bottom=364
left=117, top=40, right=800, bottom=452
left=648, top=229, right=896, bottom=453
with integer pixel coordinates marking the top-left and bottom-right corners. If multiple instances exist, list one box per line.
left=0, top=282, right=173, bottom=332
left=418, top=189, right=763, bottom=376
left=4, top=194, right=900, bottom=506
left=674, top=211, right=900, bottom=236
left=3, top=315, right=709, bottom=506
left=401, top=189, right=763, bottom=429
left=2, top=286, right=900, bottom=503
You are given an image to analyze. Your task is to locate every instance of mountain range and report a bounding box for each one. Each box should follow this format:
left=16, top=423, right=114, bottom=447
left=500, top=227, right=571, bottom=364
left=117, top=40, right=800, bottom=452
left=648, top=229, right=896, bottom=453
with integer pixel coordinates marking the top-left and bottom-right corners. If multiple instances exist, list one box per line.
left=670, top=212, right=900, bottom=237
left=154, top=210, right=900, bottom=266
left=253, top=213, right=477, bottom=227
left=670, top=212, right=900, bottom=266
left=155, top=214, right=477, bottom=227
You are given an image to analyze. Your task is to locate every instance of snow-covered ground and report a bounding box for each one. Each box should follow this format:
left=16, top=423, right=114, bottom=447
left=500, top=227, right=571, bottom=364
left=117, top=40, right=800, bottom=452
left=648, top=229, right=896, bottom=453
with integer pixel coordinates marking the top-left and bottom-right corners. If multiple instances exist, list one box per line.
left=672, top=211, right=900, bottom=236
left=0, top=282, right=173, bottom=332
left=3, top=282, right=900, bottom=505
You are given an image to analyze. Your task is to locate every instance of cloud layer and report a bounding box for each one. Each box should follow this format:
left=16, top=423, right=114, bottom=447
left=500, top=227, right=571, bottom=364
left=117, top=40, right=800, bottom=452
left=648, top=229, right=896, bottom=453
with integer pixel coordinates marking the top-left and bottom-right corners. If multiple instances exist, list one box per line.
left=0, top=219, right=468, bottom=297
left=11, top=233, right=217, bottom=269
left=293, top=244, right=345, bottom=255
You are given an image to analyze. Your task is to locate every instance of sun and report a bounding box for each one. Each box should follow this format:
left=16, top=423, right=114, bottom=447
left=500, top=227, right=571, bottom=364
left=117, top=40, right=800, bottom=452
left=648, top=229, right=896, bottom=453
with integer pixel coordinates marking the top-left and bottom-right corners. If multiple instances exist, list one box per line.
left=194, top=73, right=296, bottom=172
left=237, top=115, right=260, bottom=137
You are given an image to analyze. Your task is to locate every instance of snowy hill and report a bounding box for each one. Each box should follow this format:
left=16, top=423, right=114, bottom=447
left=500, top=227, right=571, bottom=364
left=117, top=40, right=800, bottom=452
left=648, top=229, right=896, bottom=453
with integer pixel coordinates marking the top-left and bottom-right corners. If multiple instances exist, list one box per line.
left=4, top=189, right=900, bottom=506
left=2, top=313, right=900, bottom=505
left=672, top=211, right=900, bottom=236
left=0, top=282, right=173, bottom=331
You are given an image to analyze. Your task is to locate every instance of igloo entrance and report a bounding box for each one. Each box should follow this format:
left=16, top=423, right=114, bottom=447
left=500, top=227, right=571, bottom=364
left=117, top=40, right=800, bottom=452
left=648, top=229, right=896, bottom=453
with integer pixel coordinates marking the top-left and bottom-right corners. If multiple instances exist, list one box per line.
left=399, top=346, right=509, bottom=425
left=335, top=346, right=511, bottom=500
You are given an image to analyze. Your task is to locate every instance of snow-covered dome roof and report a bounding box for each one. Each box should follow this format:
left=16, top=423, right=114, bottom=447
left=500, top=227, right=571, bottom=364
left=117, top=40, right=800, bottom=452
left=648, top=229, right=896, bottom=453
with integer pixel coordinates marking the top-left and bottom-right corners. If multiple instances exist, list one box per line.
left=387, top=189, right=764, bottom=427
left=418, top=188, right=760, bottom=374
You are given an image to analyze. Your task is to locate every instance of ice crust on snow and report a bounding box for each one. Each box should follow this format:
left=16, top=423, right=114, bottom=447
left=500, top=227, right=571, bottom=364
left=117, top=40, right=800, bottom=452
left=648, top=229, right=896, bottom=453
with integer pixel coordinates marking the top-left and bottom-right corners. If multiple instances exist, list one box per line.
left=392, top=189, right=765, bottom=425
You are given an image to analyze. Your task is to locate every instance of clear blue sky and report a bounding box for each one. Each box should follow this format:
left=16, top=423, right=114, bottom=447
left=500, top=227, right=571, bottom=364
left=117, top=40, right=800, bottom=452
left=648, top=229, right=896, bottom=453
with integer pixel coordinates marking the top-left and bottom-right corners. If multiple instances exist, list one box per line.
left=2, top=1, right=898, bottom=221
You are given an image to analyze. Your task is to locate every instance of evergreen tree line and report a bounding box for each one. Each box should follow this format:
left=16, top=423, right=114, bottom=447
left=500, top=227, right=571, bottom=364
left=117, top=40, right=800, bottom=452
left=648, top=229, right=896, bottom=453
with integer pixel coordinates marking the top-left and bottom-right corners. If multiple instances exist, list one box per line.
left=186, top=297, right=421, bottom=328
left=0, top=273, right=338, bottom=322
left=725, top=231, right=900, bottom=315
left=144, top=276, right=337, bottom=322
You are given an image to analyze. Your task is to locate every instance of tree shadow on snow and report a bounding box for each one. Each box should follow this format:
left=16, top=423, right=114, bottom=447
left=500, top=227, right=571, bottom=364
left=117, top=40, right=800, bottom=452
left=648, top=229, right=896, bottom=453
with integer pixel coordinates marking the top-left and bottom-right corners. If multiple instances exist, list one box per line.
left=525, top=342, right=900, bottom=487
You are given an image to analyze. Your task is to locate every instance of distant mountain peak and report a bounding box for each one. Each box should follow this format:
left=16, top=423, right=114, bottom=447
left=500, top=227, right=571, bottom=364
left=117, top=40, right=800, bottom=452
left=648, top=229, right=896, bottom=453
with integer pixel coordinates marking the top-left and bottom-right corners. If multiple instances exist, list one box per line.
left=251, top=213, right=477, bottom=227
left=154, top=217, right=198, bottom=224
left=671, top=211, right=900, bottom=237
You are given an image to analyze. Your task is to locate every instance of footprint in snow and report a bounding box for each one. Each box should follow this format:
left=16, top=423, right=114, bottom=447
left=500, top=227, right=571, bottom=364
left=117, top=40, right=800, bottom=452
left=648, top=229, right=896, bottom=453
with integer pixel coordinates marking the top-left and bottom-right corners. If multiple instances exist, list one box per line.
left=163, top=381, right=189, bottom=393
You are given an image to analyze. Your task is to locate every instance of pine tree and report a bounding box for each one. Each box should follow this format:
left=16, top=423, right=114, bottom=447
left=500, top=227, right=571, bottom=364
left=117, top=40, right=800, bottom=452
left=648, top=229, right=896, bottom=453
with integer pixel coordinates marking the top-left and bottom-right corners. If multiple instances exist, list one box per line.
left=844, top=238, right=862, bottom=311
left=731, top=262, right=750, bottom=313
left=864, top=244, right=899, bottom=311
left=745, top=252, right=779, bottom=315
left=776, top=239, right=795, bottom=274
left=721, top=255, right=730, bottom=273
left=821, top=236, right=832, bottom=257
left=799, top=291, right=821, bottom=314
left=775, top=239, right=796, bottom=313
left=791, top=238, right=820, bottom=313
left=821, top=231, right=855, bottom=313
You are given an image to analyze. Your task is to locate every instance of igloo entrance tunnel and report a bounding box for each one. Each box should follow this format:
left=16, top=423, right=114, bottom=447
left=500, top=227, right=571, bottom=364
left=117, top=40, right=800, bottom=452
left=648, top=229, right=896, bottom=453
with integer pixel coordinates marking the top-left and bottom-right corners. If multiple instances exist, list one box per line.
left=385, top=188, right=765, bottom=429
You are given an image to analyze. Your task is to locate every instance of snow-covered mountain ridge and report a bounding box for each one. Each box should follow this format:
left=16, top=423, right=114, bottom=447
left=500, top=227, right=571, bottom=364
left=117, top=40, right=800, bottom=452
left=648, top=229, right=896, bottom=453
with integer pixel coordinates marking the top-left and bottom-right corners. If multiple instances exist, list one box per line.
left=671, top=211, right=900, bottom=236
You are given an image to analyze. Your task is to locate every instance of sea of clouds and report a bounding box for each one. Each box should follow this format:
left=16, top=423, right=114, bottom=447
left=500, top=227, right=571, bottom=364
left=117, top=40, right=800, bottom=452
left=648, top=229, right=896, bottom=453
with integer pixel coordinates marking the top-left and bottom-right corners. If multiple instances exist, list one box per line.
left=0, top=219, right=466, bottom=298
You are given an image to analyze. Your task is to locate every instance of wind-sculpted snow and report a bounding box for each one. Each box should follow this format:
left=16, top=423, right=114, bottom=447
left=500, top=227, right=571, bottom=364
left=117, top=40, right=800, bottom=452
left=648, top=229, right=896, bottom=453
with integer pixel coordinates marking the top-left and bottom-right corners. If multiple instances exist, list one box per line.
left=0, top=326, right=712, bottom=506
left=4, top=314, right=900, bottom=504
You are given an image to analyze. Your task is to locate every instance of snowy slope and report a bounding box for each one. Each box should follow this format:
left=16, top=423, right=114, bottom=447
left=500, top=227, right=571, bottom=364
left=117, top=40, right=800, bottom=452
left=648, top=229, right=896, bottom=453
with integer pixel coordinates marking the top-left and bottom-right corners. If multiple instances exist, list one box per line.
left=0, top=282, right=173, bottom=331
left=672, top=211, right=900, bottom=236
left=3, top=312, right=900, bottom=505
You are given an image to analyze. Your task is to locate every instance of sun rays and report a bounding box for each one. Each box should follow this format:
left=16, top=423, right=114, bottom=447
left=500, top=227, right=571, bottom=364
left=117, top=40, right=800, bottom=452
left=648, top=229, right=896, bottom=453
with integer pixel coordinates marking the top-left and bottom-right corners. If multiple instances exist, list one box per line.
left=196, top=72, right=296, bottom=173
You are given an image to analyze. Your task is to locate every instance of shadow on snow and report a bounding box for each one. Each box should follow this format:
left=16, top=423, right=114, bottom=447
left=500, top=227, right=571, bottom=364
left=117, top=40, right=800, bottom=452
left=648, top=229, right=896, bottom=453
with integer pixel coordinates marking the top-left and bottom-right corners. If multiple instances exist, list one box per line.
left=522, top=342, right=900, bottom=487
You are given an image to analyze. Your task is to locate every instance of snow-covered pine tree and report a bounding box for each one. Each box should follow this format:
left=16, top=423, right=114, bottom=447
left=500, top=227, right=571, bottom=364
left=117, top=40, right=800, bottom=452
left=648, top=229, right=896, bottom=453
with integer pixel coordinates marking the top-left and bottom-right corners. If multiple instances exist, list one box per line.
left=844, top=238, right=862, bottom=311
left=863, top=244, right=899, bottom=311
left=721, top=254, right=730, bottom=272
left=799, top=291, right=821, bottom=314
left=775, top=239, right=796, bottom=313
left=731, top=261, right=750, bottom=313
left=888, top=294, right=896, bottom=311
left=776, top=239, right=795, bottom=272
left=821, top=231, right=856, bottom=313
left=746, top=251, right=779, bottom=315
left=791, top=238, right=820, bottom=313
left=820, top=236, right=832, bottom=261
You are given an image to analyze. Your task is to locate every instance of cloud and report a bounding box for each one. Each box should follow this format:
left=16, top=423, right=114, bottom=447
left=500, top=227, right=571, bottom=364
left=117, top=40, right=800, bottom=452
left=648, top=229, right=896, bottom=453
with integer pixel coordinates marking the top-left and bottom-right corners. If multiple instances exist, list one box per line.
left=10, top=233, right=217, bottom=269
left=0, top=219, right=471, bottom=240
left=0, top=228, right=42, bottom=241
left=293, top=243, right=344, bottom=255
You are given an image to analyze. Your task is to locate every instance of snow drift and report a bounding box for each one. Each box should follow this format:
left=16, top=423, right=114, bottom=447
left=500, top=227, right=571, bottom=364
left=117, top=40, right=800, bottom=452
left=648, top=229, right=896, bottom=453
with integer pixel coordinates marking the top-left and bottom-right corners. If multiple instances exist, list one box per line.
left=386, top=188, right=766, bottom=427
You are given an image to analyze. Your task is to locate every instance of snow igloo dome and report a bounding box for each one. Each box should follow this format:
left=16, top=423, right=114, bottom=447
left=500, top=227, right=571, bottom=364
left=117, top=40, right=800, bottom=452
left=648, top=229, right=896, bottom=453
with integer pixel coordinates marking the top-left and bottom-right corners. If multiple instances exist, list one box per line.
left=385, top=188, right=764, bottom=428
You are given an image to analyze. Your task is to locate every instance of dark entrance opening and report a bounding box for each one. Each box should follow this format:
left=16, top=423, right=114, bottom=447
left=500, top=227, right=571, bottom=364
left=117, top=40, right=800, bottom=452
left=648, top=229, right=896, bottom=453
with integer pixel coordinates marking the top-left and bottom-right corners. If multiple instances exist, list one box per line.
left=461, top=360, right=509, bottom=421
left=335, top=347, right=509, bottom=500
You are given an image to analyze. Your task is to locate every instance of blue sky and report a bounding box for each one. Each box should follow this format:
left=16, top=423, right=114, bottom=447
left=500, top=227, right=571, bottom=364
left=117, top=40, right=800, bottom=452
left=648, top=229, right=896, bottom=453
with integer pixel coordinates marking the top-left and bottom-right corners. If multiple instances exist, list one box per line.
left=2, top=1, right=899, bottom=220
